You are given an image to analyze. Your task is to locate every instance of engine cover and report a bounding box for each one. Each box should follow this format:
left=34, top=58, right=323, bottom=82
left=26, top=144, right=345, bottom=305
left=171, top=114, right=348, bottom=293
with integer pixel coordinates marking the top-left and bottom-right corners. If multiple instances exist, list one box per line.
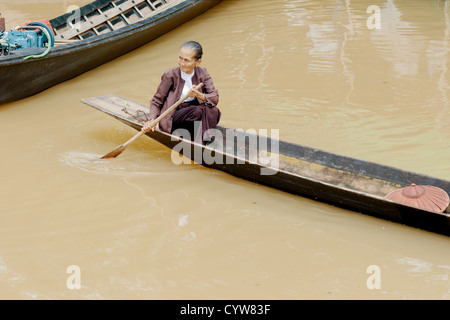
left=2, top=30, right=47, bottom=50
left=0, top=21, right=54, bottom=55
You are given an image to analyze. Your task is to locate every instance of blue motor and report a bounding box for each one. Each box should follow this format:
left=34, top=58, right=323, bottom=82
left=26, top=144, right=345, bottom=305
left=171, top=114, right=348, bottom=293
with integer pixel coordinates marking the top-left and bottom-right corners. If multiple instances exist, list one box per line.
left=0, top=21, right=54, bottom=56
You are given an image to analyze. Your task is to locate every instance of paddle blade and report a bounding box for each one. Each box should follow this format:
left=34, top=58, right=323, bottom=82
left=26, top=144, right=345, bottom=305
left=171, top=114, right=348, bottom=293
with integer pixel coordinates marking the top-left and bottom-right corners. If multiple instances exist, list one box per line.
left=100, top=131, right=145, bottom=159
left=100, top=144, right=126, bottom=159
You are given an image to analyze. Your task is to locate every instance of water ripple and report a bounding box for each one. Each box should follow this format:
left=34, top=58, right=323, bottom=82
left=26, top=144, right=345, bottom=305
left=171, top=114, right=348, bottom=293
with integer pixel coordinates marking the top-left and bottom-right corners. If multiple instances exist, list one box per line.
left=58, top=152, right=162, bottom=175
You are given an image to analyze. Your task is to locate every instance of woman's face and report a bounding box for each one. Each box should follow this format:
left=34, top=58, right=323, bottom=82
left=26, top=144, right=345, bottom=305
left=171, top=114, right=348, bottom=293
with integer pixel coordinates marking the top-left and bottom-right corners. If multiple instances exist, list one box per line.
left=178, top=47, right=201, bottom=74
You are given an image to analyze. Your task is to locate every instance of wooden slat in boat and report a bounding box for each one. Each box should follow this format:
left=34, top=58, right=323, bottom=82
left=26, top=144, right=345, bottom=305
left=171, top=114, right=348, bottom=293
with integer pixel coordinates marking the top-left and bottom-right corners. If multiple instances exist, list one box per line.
left=81, top=94, right=450, bottom=237
left=54, top=0, right=182, bottom=41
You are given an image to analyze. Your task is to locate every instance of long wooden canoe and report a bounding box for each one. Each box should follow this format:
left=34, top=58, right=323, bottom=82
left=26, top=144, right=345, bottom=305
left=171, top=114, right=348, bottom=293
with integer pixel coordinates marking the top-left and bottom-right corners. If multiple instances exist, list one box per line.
left=81, top=95, right=450, bottom=237
left=0, top=0, right=221, bottom=105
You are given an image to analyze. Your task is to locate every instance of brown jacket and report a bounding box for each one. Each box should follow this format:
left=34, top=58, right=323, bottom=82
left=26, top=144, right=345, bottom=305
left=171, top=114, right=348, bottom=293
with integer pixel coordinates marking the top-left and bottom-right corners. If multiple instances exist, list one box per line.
left=149, top=66, right=219, bottom=133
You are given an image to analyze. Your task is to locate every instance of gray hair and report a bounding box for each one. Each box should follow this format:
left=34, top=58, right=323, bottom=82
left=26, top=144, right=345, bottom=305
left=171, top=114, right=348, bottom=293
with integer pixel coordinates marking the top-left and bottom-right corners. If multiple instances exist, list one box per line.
left=181, top=41, right=203, bottom=61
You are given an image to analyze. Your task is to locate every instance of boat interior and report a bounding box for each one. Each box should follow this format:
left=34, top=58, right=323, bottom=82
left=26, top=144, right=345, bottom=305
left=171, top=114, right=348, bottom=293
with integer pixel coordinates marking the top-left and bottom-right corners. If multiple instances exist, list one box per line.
left=51, top=0, right=184, bottom=42
left=212, top=127, right=403, bottom=197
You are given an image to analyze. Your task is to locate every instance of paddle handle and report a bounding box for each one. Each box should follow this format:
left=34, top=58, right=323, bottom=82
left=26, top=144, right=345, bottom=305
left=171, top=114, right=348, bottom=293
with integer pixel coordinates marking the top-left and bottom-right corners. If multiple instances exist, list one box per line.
left=122, top=130, right=145, bottom=148
left=146, top=82, right=204, bottom=130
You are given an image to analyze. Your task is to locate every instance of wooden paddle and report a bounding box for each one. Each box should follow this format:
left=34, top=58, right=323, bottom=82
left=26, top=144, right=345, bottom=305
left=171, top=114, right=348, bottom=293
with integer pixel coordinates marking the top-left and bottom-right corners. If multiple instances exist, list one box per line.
left=100, top=83, right=204, bottom=159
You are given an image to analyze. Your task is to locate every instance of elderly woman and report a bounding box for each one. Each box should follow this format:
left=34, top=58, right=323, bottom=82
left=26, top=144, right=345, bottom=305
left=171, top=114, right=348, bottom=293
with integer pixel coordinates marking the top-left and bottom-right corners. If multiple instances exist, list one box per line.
left=142, top=41, right=221, bottom=144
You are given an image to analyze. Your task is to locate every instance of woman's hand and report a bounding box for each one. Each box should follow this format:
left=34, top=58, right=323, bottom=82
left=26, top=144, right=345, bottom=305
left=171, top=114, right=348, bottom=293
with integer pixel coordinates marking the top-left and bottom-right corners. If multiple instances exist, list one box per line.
left=142, top=120, right=156, bottom=133
left=188, top=86, right=207, bottom=101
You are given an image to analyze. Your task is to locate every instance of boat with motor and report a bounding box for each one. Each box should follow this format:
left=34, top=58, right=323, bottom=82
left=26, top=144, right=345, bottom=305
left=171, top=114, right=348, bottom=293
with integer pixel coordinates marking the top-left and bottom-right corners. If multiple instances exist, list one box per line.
left=0, top=0, right=221, bottom=105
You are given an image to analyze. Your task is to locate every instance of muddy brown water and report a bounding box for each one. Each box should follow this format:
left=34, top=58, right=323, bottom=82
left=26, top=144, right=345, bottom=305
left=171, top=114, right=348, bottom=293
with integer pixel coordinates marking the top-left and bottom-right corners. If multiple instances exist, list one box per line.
left=1, top=0, right=450, bottom=299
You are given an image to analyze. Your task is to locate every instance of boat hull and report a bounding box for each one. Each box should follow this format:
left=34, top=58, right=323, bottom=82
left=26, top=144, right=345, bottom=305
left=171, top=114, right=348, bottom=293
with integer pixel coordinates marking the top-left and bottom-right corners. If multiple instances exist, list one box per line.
left=145, top=127, right=450, bottom=236
left=81, top=94, right=450, bottom=237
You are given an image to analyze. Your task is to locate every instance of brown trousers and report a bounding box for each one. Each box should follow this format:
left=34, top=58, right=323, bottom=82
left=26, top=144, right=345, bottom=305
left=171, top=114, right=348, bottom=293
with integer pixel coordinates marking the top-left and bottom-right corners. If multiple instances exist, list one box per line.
left=171, top=101, right=221, bottom=144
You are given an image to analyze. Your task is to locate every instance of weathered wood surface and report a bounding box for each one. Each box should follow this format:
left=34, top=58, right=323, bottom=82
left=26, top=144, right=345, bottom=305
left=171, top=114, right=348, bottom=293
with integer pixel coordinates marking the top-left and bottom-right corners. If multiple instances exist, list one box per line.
left=54, top=0, right=183, bottom=40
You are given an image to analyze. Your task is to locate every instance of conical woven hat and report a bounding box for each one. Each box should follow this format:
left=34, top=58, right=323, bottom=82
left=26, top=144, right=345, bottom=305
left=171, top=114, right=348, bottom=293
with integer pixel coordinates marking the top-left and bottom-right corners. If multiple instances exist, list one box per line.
left=385, top=184, right=450, bottom=213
